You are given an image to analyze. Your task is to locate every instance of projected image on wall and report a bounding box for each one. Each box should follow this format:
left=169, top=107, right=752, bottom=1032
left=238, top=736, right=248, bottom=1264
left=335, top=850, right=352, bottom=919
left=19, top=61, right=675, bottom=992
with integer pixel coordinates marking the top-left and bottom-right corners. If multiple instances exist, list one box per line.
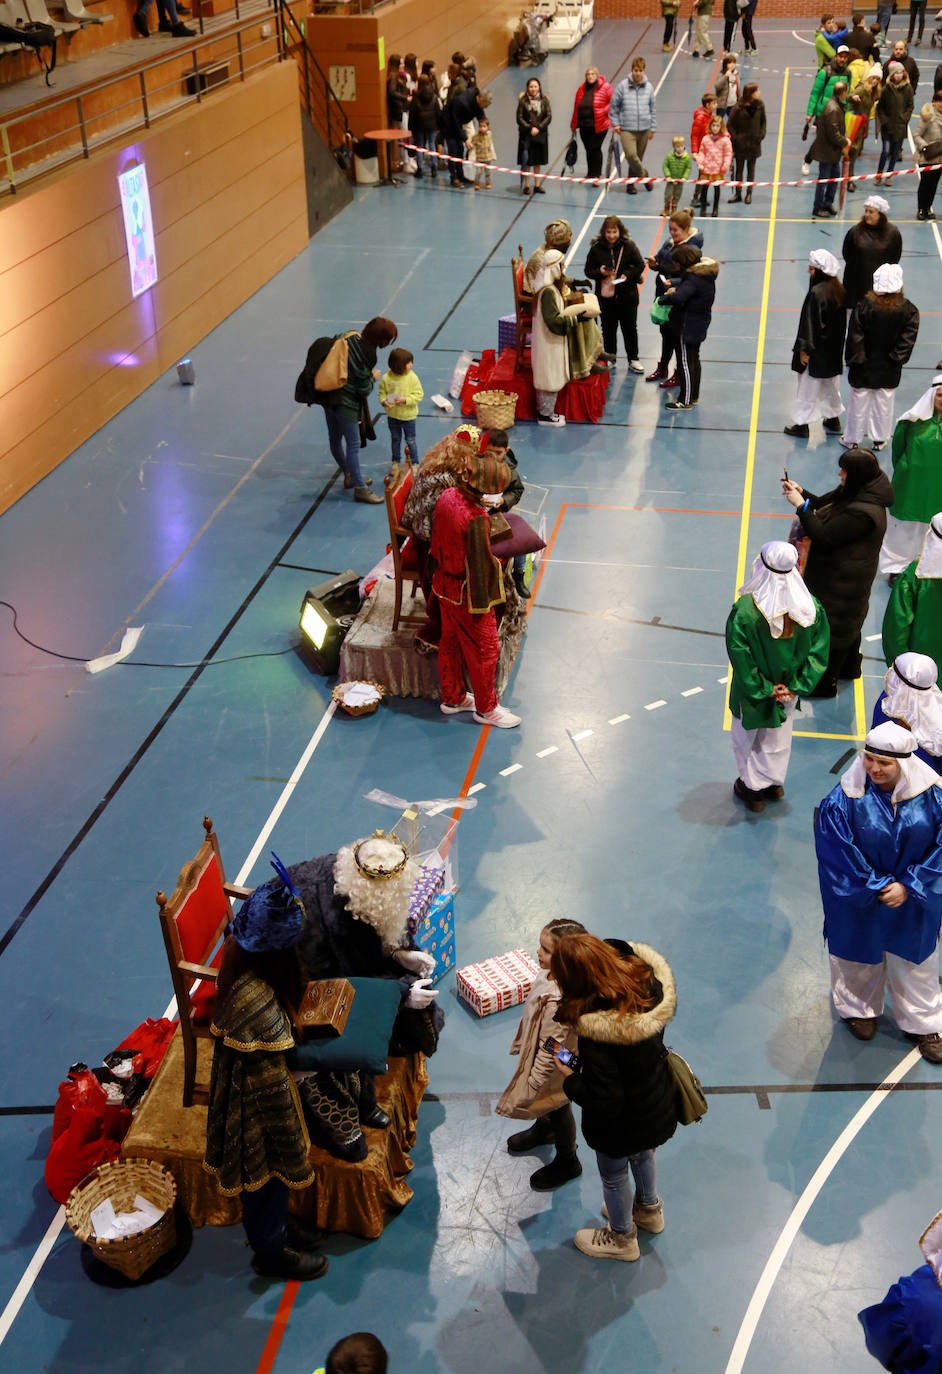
left=118, top=162, right=158, bottom=299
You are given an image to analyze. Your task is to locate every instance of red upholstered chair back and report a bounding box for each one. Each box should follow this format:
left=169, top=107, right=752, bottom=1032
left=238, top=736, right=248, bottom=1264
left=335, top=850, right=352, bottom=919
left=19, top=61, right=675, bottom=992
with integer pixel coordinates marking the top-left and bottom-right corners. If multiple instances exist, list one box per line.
left=157, top=817, right=249, bottom=1107
left=384, top=458, right=423, bottom=632
left=392, top=464, right=414, bottom=525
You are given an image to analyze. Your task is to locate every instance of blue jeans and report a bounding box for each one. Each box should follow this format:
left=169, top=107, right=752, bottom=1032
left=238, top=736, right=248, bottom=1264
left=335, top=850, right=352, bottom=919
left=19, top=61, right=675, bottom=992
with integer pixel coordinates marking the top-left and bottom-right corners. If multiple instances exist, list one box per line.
left=411, top=130, right=438, bottom=172
left=387, top=416, right=416, bottom=463
left=879, top=135, right=903, bottom=175
left=876, top=2, right=893, bottom=34
left=595, top=1148, right=657, bottom=1235
left=813, top=160, right=839, bottom=212
left=324, top=406, right=364, bottom=488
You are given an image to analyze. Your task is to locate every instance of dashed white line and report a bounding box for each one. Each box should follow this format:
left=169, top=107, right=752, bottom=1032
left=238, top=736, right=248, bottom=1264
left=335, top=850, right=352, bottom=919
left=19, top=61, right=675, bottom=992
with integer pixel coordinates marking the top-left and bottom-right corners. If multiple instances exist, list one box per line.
left=570, top=729, right=594, bottom=742
left=609, top=713, right=631, bottom=725
left=467, top=782, right=487, bottom=795
left=717, top=675, right=729, bottom=684
left=681, top=687, right=703, bottom=697
left=536, top=746, right=558, bottom=758
left=645, top=700, right=667, bottom=711
left=499, top=764, right=523, bottom=777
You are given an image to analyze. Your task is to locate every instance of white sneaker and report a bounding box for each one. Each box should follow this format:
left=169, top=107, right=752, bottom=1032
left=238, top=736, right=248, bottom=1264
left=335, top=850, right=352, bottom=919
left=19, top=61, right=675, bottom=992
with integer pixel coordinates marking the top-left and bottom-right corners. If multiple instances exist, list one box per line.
left=473, top=705, right=521, bottom=729
left=441, top=694, right=476, bottom=715
left=628, top=359, right=645, bottom=373
left=574, top=1226, right=640, bottom=1262
left=537, top=414, right=566, bottom=427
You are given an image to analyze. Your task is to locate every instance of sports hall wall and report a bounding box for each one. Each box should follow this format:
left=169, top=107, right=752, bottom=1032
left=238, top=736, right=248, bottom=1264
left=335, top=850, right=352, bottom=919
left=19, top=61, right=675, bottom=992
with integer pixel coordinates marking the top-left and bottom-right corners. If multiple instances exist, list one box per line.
left=596, top=1, right=909, bottom=15
left=0, top=61, right=307, bottom=516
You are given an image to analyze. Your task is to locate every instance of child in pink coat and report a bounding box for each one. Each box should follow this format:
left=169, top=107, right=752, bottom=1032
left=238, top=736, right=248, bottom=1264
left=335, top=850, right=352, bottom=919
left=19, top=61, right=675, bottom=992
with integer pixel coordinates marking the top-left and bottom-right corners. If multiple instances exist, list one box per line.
left=697, top=115, right=733, bottom=217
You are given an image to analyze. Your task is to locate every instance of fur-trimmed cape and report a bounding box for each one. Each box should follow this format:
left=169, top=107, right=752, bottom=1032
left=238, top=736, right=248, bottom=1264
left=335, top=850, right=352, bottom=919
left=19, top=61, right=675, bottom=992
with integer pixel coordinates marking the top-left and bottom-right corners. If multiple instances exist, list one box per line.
left=564, top=941, right=679, bottom=1158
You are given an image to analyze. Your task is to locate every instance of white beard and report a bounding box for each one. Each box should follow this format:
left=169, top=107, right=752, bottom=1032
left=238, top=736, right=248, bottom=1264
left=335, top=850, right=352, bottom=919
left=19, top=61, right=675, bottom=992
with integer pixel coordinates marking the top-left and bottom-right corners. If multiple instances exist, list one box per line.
left=333, top=845, right=421, bottom=955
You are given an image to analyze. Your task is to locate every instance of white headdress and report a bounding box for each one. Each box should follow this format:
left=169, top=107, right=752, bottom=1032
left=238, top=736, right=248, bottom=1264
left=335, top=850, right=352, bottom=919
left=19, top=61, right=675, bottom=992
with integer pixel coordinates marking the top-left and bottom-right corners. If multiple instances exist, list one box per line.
left=809, top=248, right=841, bottom=276
left=841, top=721, right=941, bottom=799
left=738, top=541, right=817, bottom=637
left=333, top=834, right=421, bottom=954
left=863, top=193, right=890, bottom=215
left=872, top=262, right=903, bottom=294
left=915, top=515, right=942, bottom=579
left=534, top=249, right=564, bottom=293
left=883, top=653, right=942, bottom=757
left=896, top=374, right=942, bottom=426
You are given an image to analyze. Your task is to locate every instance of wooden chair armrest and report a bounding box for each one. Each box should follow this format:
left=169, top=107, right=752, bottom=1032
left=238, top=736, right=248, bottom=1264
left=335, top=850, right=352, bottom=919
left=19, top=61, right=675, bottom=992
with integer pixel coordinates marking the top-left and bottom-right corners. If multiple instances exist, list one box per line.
left=178, top=961, right=220, bottom=980
left=224, top=883, right=252, bottom=899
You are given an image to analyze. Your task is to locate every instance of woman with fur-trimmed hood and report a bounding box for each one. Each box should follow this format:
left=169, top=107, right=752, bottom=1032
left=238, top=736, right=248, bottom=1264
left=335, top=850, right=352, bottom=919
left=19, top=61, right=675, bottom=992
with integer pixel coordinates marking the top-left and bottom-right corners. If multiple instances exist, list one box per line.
left=549, top=933, right=678, bottom=1264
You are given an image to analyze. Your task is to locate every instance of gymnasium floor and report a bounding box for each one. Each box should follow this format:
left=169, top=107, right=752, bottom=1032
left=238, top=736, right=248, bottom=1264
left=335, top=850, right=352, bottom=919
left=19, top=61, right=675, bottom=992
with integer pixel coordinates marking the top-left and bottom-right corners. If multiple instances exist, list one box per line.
left=1, top=17, right=941, bottom=1373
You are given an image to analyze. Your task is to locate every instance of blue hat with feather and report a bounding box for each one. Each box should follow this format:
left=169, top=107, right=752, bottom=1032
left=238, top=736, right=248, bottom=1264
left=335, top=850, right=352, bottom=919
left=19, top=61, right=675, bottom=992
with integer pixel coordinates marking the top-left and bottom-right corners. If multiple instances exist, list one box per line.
left=230, top=853, right=305, bottom=952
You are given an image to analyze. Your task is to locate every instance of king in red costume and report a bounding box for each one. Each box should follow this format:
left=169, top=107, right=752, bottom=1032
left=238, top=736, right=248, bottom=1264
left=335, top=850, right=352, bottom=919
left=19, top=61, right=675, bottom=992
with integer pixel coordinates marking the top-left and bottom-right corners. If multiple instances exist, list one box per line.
left=431, top=452, right=522, bottom=729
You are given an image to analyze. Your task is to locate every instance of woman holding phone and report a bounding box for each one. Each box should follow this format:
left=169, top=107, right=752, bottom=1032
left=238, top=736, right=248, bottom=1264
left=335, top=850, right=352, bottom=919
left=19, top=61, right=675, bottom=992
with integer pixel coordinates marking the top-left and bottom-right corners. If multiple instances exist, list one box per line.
left=549, top=933, right=679, bottom=1262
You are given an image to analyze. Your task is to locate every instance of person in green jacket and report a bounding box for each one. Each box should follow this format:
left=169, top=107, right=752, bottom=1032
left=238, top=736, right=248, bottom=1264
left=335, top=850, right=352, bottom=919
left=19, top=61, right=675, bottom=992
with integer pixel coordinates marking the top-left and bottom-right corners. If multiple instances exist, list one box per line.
left=726, top=540, right=830, bottom=812
left=881, top=375, right=942, bottom=577
left=883, top=515, right=942, bottom=664
left=323, top=317, right=398, bottom=505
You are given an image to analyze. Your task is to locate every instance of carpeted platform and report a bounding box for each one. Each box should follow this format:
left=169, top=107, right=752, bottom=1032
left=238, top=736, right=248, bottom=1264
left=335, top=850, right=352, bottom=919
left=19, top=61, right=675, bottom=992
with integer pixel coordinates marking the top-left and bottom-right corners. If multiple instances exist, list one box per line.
left=121, top=1030, right=428, bottom=1239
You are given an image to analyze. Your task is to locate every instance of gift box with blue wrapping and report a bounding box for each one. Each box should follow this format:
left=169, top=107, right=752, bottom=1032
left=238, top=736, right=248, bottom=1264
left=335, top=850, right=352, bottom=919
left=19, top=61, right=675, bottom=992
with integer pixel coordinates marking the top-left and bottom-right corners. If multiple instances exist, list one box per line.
left=407, top=861, right=446, bottom=934
left=497, top=314, right=519, bottom=355
left=411, top=890, right=456, bottom=984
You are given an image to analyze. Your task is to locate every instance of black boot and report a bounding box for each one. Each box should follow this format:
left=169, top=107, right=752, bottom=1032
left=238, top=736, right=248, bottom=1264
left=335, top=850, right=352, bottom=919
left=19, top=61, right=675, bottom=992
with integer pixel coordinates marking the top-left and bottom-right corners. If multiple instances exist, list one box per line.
left=252, top=1247, right=329, bottom=1281
left=513, top=571, right=531, bottom=600
left=822, top=416, right=842, bottom=433
left=729, top=191, right=742, bottom=203
left=286, top=1215, right=328, bottom=1250
left=711, top=187, right=720, bottom=217
left=507, top=1119, right=554, bottom=1154
left=530, top=1154, right=583, bottom=1191
left=744, top=189, right=752, bottom=204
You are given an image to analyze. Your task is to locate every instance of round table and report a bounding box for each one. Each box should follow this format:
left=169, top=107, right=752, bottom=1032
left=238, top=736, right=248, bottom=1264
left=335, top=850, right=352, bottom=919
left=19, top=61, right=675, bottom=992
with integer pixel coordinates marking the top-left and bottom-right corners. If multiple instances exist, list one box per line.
left=363, top=128, right=407, bottom=186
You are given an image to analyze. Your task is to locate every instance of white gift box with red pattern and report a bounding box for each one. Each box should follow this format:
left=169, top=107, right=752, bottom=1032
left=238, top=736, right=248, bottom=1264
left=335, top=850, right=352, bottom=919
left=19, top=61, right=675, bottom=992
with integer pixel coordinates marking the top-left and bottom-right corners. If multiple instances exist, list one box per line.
left=455, top=948, right=540, bottom=1017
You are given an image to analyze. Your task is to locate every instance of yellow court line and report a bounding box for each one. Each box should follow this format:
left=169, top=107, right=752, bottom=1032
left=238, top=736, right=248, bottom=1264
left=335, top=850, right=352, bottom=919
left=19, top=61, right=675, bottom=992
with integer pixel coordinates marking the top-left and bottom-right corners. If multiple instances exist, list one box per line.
left=794, top=730, right=863, bottom=741
left=724, top=69, right=789, bottom=732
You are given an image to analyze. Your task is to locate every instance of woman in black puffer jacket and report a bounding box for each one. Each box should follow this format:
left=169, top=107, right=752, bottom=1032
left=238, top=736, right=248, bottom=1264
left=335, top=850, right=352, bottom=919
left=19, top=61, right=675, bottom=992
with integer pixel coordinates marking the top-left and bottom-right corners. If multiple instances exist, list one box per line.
left=782, top=448, right=894, bottom=696
left=550, top=933, right=678, bottom=1264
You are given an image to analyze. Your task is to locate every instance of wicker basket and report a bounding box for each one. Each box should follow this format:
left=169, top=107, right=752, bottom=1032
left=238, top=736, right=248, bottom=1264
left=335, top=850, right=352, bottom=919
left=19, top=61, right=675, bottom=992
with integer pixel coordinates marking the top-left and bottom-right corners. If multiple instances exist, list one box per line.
left=331, top=680, right=386, bottom=717
left=473, top=390, right=518, bottom=431
left=66, top=1159, right=177, bottom=1281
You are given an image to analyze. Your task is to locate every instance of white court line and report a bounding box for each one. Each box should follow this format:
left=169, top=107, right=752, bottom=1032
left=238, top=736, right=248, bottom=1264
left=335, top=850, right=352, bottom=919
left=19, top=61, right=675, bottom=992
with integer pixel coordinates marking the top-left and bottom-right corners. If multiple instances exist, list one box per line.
left=724, top=1047, right=922, bottom=1373
left=865, top=633, right=882, bottom=642
left=536, top=746, right=558, bottom=758
left=570, top=729, right=594, bottom=742
left=499, top=764, right=523, bottom=777
left=565, top=42, right=688, bottom=267
left=467, top=781, right=487, bottom=795
left=718, top=675, right=730, bottom=684
left=645, top=699, right=667, bottom=710
left=790, top=29, right=815, bottom=44
left=681, top=687, right=704, bottom=697
left=0, top=698, right=341, bottom=1351
left=609, top=713, right=631, bottom=725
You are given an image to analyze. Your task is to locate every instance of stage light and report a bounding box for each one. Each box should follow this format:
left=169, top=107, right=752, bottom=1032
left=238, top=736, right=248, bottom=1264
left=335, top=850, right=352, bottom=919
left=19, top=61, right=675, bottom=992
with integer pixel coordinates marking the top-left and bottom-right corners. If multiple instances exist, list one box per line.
left=176, top=358, right=196, bottom=384
left=298, top=570, right=361, bottom=674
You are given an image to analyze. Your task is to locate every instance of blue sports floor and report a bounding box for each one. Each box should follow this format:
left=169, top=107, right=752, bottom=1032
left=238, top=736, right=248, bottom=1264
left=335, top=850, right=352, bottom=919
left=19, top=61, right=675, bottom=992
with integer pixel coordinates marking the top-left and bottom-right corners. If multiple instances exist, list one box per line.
left=1, top=17, right=942, bottom=1373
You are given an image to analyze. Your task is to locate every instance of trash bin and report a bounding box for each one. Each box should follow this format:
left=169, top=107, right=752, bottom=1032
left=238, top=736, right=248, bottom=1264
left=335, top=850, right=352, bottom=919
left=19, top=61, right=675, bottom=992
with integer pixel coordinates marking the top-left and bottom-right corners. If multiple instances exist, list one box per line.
left=353, top=138, right=379, bottom=185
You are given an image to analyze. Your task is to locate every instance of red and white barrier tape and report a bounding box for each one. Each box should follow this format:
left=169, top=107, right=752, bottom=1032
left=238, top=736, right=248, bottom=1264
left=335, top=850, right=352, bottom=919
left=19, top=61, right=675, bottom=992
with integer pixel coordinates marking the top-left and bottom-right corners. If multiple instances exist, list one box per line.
left=399, top=142, right=942, bottom=193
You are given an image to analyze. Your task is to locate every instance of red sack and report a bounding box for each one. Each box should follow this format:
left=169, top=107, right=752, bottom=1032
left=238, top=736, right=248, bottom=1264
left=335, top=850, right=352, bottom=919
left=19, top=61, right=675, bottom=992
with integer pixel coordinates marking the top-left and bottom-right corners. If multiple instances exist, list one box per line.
left=113, top=1017, right=176, bottom=1080
left=45, top=1091, right=131, bottom=1204
left=51, top=1067, right=106, bottom=1144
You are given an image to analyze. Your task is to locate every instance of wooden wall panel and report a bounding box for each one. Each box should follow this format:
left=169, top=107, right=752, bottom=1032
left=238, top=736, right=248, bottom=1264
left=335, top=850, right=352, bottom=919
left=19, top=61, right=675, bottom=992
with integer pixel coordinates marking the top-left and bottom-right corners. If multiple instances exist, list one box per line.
left=0, top=60, right=307, bottom=514
left=308, top=0, right=520, bottom=140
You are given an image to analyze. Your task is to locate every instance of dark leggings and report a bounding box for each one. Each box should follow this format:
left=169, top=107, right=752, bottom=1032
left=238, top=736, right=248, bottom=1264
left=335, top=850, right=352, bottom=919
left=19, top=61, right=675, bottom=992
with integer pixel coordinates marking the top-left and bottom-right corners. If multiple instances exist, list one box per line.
left=663, top=14, right=676, bottom=45
left=734, top=155, right=756, bottom=194
left=658, top=324, right=680, bottom=374
left=677, top=338, right=702, bottom=404
left=579, top=126, right=606, bottom=178
left=917, top=165, right=942, bottom=214
left=740, top=12, right=755, bottom=47
left=545, top=1103, right=578, bottom=1157
left=599, top=292, right=640, bottom=360
left=723, top=18, right=736, bottom=49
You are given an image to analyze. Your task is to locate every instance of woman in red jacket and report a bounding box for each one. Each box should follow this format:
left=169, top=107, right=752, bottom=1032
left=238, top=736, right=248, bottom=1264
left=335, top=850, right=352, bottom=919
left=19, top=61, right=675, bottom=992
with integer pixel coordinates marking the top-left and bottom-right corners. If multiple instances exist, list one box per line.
left=570, top=66, right=613, bottom=180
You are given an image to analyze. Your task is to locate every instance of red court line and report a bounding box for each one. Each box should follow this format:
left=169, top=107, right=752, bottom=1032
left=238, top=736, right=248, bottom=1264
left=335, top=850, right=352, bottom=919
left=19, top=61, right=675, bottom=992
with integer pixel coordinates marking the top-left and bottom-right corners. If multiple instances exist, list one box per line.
left=255, top=1280, right=301, bottom=1374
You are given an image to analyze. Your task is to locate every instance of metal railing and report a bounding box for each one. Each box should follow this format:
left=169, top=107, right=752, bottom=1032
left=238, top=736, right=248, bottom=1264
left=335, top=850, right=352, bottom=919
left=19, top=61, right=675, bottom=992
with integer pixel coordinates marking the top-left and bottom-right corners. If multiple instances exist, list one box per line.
left=275, top=0, right=350, bottom=156
left=0, top=0, right=354, bottom=193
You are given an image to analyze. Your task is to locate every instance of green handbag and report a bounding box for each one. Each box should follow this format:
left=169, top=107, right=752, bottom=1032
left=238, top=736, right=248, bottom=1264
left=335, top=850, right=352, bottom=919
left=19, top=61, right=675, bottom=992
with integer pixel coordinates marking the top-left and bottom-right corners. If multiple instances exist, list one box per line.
left=665, top=1046, right=708, bottom=1125
left=650, top=296, right=672, bottom=326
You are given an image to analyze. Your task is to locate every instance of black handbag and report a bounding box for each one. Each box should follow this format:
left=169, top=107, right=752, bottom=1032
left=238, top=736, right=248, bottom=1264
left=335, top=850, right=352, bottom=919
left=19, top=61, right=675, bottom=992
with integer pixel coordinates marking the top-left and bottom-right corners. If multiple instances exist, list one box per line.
left=0, top=20, right=57, bottom=84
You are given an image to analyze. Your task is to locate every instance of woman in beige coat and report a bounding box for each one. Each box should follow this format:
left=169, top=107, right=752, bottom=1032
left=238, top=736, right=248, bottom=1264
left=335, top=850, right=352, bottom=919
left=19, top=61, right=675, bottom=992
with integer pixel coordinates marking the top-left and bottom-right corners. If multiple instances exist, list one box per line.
left=496, top=918, right=585, bottom=1190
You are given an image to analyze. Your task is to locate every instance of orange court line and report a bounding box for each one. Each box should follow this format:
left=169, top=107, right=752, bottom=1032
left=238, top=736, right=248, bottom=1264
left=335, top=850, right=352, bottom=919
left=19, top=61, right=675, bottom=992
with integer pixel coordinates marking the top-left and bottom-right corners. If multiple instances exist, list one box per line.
left=255, top=1279, right=301, bottom=1374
